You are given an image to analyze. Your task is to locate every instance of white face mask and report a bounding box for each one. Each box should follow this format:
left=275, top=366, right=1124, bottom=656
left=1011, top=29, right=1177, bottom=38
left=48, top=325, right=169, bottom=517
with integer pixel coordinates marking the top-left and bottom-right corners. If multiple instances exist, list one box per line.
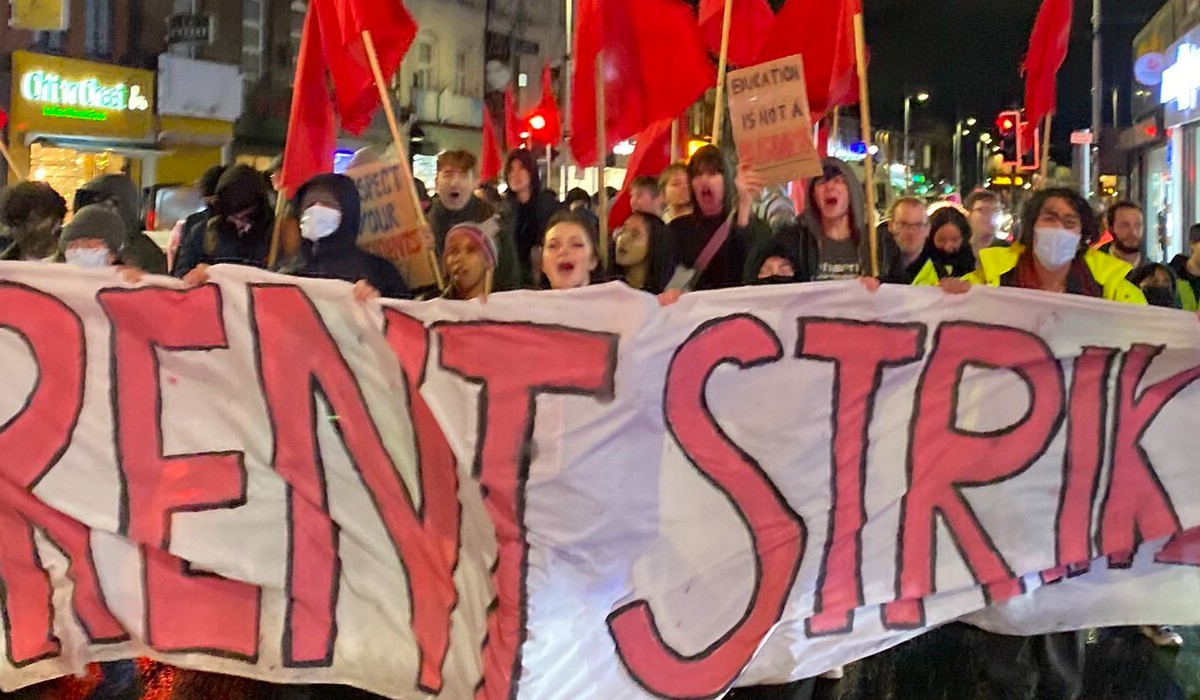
left=300, top=204, right=342, bottom=241
left=65, top=247, right=112, bottom=268
left=1033, top=226, right=1082, bottom=269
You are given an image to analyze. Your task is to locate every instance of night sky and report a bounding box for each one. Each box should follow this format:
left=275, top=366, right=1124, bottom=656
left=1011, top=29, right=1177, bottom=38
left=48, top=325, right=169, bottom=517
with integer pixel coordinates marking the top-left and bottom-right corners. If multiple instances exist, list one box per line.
left=858, top=0, right=1166, bottom=162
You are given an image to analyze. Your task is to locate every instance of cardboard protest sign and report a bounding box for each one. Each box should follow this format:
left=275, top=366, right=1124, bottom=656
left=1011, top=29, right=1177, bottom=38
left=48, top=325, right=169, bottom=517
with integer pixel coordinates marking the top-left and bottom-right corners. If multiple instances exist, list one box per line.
left=2, top=263, right=1200, bottom=699
left=345, top=160, right=439, bottom=289
left=727, top=54, right=824, bottom=185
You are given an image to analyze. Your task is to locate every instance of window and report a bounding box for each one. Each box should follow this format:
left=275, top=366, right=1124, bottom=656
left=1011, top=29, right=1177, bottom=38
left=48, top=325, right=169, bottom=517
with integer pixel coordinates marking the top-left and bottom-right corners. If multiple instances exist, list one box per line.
left=242, top=0, right=265, bottom=82
left=412, top=38, right=435, bottom=91
left=32, top=31, right=65, bottom=53
left=85, top=0, right=112, bottom=57
left=455, top=51, right=468, bottom=95
left=290, top=0, right=308, bottom=66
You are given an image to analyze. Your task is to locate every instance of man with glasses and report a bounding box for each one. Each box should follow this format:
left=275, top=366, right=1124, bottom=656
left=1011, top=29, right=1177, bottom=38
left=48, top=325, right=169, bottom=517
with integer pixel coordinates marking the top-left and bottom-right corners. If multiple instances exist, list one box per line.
left=965, top=189, right=1005, bottom=261
left=882, top=197, right=937, bottom=285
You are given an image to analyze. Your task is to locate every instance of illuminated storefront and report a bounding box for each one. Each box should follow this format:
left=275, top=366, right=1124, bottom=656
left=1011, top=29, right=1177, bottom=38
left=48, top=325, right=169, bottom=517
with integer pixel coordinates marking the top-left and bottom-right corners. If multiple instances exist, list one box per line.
left=8, top=51, right=156, bottom=207
left=1159, top=26, right=1200, bottom=261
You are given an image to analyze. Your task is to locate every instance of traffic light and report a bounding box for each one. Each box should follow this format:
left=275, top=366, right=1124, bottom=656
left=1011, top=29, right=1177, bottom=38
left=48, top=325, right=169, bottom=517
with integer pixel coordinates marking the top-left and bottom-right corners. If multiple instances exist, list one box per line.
left=525, top=109, right=557, bottom=147
left=1018, top=118, right=1040, bottom=171
left=996, top=111, right=1020, bottom=166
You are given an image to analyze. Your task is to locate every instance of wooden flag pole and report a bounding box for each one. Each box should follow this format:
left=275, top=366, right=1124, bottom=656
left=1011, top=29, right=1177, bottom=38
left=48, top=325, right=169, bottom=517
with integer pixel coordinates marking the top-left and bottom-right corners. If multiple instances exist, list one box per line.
left=596, top=50, right=609, bottom=270
left=711, top=0, right=734, bottom=144
left=1040, top=113, right=1053, bottom=184
left=0, top=139, right=26, bottom=182
left=852, top=12, right=880, bottom=278
left=831, top=107, right=841, bottom=152
left=363, top=29, right=445, bottom=290
left=670, top=118, right=680, bottom=163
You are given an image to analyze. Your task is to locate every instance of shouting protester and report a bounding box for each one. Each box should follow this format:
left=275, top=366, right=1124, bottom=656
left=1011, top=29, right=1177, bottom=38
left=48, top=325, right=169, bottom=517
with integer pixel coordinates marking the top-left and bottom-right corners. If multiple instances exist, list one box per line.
left=1169, top=223, right=1200, bottom=311
left=74, top=174, right=168, bottom=274
left=775, top=158, right=872, bottom=282
left=541, top=211, right=601, bottom=291
left=175, top=164, right=275, bottom=282
left=668, top=145, right=771, bottom=290
left=439, top=222, right=499, bottom=301
left=0, top=181, right=67, bottom=261
left=428, top=150, right=520, bottom=290
left=505, top=149, right=563, bottom=285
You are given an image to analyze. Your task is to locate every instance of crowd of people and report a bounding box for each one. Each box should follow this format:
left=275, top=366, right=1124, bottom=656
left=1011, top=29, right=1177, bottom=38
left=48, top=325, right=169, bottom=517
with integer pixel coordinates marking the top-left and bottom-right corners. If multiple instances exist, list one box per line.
left=0, top=138, right=1198, bottom=700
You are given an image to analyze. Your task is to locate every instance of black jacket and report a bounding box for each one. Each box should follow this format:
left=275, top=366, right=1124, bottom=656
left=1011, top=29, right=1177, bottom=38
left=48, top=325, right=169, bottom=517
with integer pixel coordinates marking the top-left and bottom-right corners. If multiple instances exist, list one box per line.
left=668, top=210, right=771, bottom=290
left=174, top=165, right=275, bottom=277
left=427, top=195, right=521, bottom=291
left=509, top=189, right=563, bottom=282
left=770, top=158, right=873, bottom=282
left=293, top=174, right=410, bottom=299
left=76, top=174, right=168, bottom=274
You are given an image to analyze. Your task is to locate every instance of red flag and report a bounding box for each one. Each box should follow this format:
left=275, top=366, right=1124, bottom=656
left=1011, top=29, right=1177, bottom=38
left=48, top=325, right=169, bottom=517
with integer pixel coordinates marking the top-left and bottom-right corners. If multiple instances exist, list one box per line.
left=315, top=0, right=417, bottom=135
left=698, top=0, right=776, bottom=68
left=1023, top=0, right=1073, bottom=128
left=504, top=86, right=522, bottom=151
left=572, top=0, right=715, bottom=167
left=756, top=0, right=860, bottom=119
left=281, top=6, right=337, bottom=198
left=528, top=62, right=562, bottom=147
left=609, top=117, right=676, bottom=229
left=480, top=103, right=503, bottom=182
left=0, top=107, right=8, bottom=131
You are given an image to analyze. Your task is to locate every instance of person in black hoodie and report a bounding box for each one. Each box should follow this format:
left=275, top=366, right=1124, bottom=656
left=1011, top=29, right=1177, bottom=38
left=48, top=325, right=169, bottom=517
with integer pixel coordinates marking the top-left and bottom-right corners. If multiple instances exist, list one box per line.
left=171, top=164, right=226, bottom=274
left=428, top=149, right=521, bottom=290
left=73, top=174, right=168, bottom=274
left=292, top=173, right=409, bottom=299
left=667, top=145, right=772, bottom=290
left=175, top=164, right=275, bottom=280
left=505, top=148, right=562, bottom=285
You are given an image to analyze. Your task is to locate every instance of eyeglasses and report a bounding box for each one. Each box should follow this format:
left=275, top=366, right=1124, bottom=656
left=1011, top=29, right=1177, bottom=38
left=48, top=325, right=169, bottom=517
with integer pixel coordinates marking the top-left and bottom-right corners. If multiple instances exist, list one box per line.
left=893, top=221, right=929, bottom=232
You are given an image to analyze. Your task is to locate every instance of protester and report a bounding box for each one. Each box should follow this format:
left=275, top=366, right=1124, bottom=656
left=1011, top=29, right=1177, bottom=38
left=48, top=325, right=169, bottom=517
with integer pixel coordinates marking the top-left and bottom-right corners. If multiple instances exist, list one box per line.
left=1130, top=262, right=1182, bottom=309
left=0, top=181, right=67, bottom=261
left=660, top=162, right=693, bottom=223
left=614, top=211, right=673, bottom=294
left=965, top=189, right=1004, bottom=258
left=170, top=165, right=227, bottom=274
left=565, top=187, right=592, bottom=212
left=428, top=150, right=520, bottom=290
left=956, top=188, right=1145, bottom=303
left=629, top=175, right=664, bottom=216
left=774, top=157, right=871, bottom=282
left=439, top=222, right=498, bottom=301
left=74, top=174, right=168, bottom=274
left=1098, top=201, right=1146, bottom=271
left=290, top=173, right=409, bottom=299
left=59, top=204, right=128, bottom=268
left=541, top=210, right=600, bottom=290
left=1169, top=223, right=1200, bottom=311
left=927, top=206, right=977, bottom=279
left=175, top=164, right=275, bottom=281
left=667, top=145, right=771, bottom=290
left=753, top=243, right=801, bottom=285
left=506, top=149, right=562, bottom=285
left=881, top=198, right=936, bottom=285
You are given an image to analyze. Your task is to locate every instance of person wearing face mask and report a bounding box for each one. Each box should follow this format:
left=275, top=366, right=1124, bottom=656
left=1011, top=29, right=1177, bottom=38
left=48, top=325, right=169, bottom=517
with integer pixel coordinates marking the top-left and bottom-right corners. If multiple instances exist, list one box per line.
left=753, top=244, right=801, bottom=285
left=437, top=222, right=499, bottom=301
left=925, top=205, right=977, bottom=280
left=175, top=165, right=275, bottom=282
left=1129, top=263, right=1182, bottom=309
left=73, top=174, right=168, bottom=274
left=0, top=181, right=67, bottom=261
left=428, top=150, right=520, bottom=290
left=614, top=212, right=673, bottom=294
left=958, top=188, right=1144, bottom=304
left=58, top=204, right=128, bottom=268
left=290, top=173, right=409, bottom=299
left=505, top=149, right=564, bottom=286
left=773, top=158, right=872, bottom=283
left=1168, top=224, right=1200, bottom=311
left=668, top=145, right=772, bottom=290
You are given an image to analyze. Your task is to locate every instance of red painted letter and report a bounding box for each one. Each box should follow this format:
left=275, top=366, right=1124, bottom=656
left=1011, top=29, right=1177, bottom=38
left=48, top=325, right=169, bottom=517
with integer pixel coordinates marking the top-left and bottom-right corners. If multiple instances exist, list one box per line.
left=797, top=320, right=925, bottom=636
left=0, top=283, right=127, bottom=666
left=884, top=323, right=1065, bottom=629
left=608, top=315, right=805, bottom=698
left=253, top=287, right=454, bottom=691
left=436, top=322, right=616, bottom=700
left=1055, top=347, right=1118, bottom=568
left=1098, top=345, right=1200, bottom=555
left=99, top=286, right=259, bottom=660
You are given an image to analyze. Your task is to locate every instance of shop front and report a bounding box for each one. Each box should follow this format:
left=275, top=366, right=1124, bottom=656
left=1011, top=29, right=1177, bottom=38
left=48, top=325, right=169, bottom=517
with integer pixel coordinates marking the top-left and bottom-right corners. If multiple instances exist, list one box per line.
left=1159, top=24, right=1200, bottom=260
left=9, top=51, right=156, bottom=207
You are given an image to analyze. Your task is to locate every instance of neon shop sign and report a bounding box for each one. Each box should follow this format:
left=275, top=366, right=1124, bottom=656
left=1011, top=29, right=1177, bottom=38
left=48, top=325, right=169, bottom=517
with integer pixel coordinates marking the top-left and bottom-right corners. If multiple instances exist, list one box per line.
left=19, top=70, right=150, bottom=121
left=1161, top=44, right=1200, bottom=112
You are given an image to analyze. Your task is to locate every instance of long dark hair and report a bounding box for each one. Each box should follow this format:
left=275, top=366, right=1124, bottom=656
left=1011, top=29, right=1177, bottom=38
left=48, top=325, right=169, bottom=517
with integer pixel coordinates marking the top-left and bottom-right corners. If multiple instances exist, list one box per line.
left=1017, top=188, right=1100, bottom=248
left=617, top=211, right=674, bottom=294
left=927, top=206, right=976, bottom=275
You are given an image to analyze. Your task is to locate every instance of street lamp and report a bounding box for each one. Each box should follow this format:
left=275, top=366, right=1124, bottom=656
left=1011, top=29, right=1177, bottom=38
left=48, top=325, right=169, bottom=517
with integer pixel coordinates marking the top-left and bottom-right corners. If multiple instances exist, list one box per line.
left=903, top=91, right=930, bottom=191
left=954, top=115, right=977, bottom=195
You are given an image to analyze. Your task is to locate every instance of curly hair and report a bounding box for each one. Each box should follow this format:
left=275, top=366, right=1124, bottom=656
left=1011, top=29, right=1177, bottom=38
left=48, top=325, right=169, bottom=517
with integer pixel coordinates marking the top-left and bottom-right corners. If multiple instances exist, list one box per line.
left=1, top=182, right=67, bottom=228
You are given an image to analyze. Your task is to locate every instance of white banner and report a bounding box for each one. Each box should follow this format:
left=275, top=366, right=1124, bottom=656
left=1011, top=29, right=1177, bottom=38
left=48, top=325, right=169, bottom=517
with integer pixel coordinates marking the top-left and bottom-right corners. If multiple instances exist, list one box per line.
left=2, top=263, right=1200, bottom=699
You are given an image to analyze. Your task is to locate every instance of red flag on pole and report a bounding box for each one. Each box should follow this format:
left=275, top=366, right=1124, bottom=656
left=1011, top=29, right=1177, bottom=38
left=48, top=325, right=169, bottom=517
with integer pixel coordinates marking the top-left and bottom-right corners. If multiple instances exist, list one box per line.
left=571, top=0, right=714, bottom=167
left=281, top=6, right=338, bottom=198
left=1023, top=0, right=1073, bottom=128
left=480, top=103, right=503, bottom=182
left=698, top=0, right=775, bottom=69
left=503, top=86, right=522, bottom=151
left=528, top=62, right=562, bottom=147
left=756, top=0, right=860, bottom=119
left=609, top=116, right=676, bottom=229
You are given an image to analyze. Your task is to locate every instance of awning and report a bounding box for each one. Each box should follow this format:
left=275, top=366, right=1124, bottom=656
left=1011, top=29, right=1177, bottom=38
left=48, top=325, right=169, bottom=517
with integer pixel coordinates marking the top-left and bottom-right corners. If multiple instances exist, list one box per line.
left=25, top=133, right=168, bottom=159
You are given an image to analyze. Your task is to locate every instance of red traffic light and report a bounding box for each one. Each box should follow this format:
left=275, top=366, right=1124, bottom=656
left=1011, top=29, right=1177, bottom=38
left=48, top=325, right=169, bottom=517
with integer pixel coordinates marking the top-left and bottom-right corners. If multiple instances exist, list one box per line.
left=997, top=113, right=1017, bottom=134
left=528, top=113, right=548, bottom=131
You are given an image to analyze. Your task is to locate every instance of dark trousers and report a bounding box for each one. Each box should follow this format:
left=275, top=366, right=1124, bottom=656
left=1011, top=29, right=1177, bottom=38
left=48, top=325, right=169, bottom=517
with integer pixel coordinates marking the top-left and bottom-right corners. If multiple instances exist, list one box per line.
left=727, top=678, right=816, bottom=700
left=976, top=628, right=1085, bottom=700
